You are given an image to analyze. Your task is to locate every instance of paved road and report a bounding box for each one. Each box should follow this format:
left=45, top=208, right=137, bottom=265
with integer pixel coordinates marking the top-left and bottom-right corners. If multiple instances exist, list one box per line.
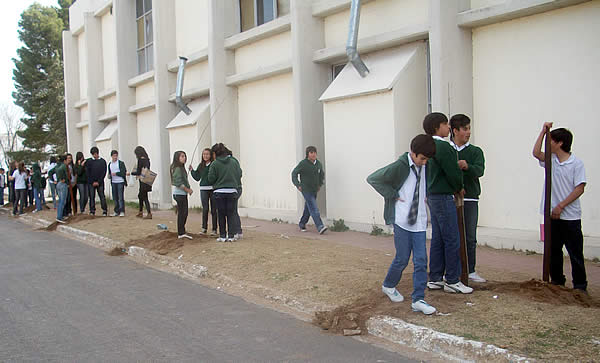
left=0, top=217, right=414, bottom=362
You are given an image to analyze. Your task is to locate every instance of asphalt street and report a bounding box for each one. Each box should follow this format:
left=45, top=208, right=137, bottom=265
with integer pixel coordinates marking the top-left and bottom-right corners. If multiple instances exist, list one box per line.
left=0, top=216, right=414, bottom=362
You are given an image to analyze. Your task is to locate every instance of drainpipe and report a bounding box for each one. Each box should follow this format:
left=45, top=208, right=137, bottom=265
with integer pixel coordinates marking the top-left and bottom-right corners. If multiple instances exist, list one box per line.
left=347, top=0, right=369, bottom=77
left=175, top=56, right=192, bottom=115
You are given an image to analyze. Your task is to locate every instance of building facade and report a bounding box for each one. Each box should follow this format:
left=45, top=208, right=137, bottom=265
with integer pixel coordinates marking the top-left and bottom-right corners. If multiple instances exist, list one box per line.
left=63, top=0, right=600, bottom=256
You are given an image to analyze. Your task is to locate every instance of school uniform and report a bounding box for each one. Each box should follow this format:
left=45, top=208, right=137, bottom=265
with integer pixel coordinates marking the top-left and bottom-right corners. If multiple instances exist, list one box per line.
left=291, top=158, right=325, bottom=232
left=86, top=156, right=108, bottom=215
left=172, top=166, right=191, bottom=236
left=539, top=154, right=587, bottom=290
left=191, top=161, right=217, bottom=232
left=207, top=156, right=242, bottom=239
left=0, top=173, right=5, bottom=205
left=32, top=165, right=44, bottom=212
left=47, top=162, right=58, bottom=208
left=12, top=170, right=27, bottom=215
left=75, top=162, right=89, bottom=213
left=108, top=160, right=127, bottom=215
left=55, top=163, right=68, bottom=221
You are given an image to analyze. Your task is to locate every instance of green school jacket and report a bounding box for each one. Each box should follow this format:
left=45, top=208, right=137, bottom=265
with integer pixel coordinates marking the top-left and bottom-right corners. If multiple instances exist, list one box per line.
left=191, top=162, right=212, bottom=187
left=427, top=138, right=463, bottom=194
left=458, top=144, right=485, bottom=199
left=366, top=153, right=411, bottom=226
left=207, top=156, right=242, bottom=190
left=32, top=164, right=43, bottom=189
left=291, top=159, right=325, bottom=194
left=107, top=160, right=128, bottom=186
left=171, top=166, right=191, bottom=189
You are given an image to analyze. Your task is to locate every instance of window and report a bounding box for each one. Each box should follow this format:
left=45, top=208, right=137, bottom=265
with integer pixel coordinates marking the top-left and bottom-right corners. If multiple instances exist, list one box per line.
left=136, top=0, right=153, bottom=74
left=239, top=0, right=279, bottom=32
left=332, top=64, right=346, bottom=81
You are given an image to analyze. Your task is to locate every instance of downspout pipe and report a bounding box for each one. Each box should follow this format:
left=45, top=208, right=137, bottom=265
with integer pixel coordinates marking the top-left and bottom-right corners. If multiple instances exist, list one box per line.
left=175, top=56, right=192, bottom=115
left=346, top=0, right=369, bottom=78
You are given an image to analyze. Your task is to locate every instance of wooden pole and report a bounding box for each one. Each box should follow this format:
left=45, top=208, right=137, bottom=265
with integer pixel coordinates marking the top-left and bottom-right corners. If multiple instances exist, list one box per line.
left=456, top=193, right=469, bottom=285
left=543, top=128, right=552, bottom=282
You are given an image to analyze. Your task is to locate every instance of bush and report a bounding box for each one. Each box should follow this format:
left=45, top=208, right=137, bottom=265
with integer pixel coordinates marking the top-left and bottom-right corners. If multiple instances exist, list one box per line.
left=370, top=225, right=391, bottom=236
left=329, top=219, right=349, bottom=232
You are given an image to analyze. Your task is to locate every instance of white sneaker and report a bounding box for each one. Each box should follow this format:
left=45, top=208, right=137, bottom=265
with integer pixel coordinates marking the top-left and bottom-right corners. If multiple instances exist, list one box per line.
left=177, top=234, right=193, bottom=240
left=55, top=218, right=66, bottom=224
left=300, top=228, right=307, bottom=232
left=234, top=233, right=243, bottom=240
left=226, top=237, right=236, bottom=242
left=469, top=272, right=487, bottom=283
left=411, top=300, right=437, bottom=315
left=318, top=226, right=328, bottom=235
left=119, top=212, right=125, bottom=217
left=427, top=281, right=445, bottom=290
left=444, top=281, right=473, bottom=294
left=216, top=237, right=227, bottom=242
left=210, top=230, right=218, bottom=236
left=112, top=212, right=119, bottom=217
left=382, top=286, right=404, bottom=302
left=201, top=229, right=207, bottom=235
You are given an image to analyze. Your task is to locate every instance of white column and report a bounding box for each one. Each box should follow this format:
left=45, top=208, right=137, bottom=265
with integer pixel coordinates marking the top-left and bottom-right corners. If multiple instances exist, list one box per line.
left=63, top=30, right=82, bottom=153
left=429, top=0, right=473, bottom=118
left=83, top=12, right=105, bottom=148
left=290, top=0, right=330, bottom=217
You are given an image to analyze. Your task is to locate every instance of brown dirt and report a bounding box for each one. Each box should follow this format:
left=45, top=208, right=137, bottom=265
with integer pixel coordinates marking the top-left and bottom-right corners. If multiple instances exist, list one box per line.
left=43, top=214, right=97, bottom=231
left=106, top=247, right=127, bottom=256
left=124, top=231, right=209, bottom=255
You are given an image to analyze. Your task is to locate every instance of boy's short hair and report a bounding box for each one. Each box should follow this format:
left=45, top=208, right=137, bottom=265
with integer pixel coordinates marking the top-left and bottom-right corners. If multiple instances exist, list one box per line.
left=90, top=146, right=99, bottom=155
left=305, top=146, right=317, bottom=158
left=550, top=128, right=573, bottom=153
left=411, top=134, right=436, bottom=158
left=423, top=112, right=448, bottom=135
left=0, top=168, right=4, bottom=172
left=110, top=150, right=119, bottom=156
left=449, top=114, right=471, bottom=132
left=59, top=155, right=66, bottom=162
left=49, top=156, right=57, bottom=163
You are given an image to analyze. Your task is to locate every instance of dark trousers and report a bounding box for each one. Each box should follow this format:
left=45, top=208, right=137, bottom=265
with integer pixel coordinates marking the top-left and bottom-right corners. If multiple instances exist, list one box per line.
left=9, top=182, right=15, bottom=204
left=13, top=189, right=26, bottom=214
left=200, top=190, right=217, bottom=231
left=77, top=183, right=89, bottom=213
left=0, top=186, right=4, bottom=205
left=214, top=192, right=238, bottom=238
left=550, top=219, right=587, bottom=290
left=88, top=183, right=107, bottom=214
left=233, top=188, right=242, bottom=234
left=138, top=185, right=151, bottom=214
left=27, top=189, right=34, bottom=207
left=111, top=182, right=125, bottom=214
left=173, top=194, right=189, bottom=236
left=63, top=185, right=77, bottom=216
left=464, top=201, right=479, bottom=274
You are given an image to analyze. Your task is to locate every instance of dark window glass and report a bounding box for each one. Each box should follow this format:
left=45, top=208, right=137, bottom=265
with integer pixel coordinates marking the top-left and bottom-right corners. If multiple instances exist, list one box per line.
left=138, top=49, right=146, bottom=74
left=257, top=0, right=275, bottom=26
left=146, top=44, right=154, bottom=72
left=136, top=0, right=144, bottom=18
left=144, top=0, right=152, bottom=12
left=145, top=13, right=153, bottom=44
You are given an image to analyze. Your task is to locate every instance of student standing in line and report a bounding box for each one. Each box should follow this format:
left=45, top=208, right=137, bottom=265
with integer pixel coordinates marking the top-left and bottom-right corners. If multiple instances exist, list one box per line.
left=86, top=147, right=108, bottom=216
left=47, top=156, right=58, bottom=209
left=533, top=122, right=588, bottom=291
left=190, top=148, right=217, bottom=235
left=32, top=163, right=44, bottom=213
left=75, top=152, right=89, bottom=214
left=55, top=155, right=69, bottom=223
left=131, top=146, right=152, bottom=219
left=0, top=168, right=5, bottom=206
left=208, top=143, right=242, bottom=242
left=8, top=160, right=17, bottom=206
left=9, top=162, right=27, bottom=215
left=226, top=147, right=243, bottom=240
left=63, top=153, right=76, bottom=217
left=171, top=151, right=194, bottom=240
left=291, top=146, right=327, bottom=235
left=108, top=150, right=127, bottom=217
left=367, top=134, right=438, bottom=315
left=423, top=112, right=472, bottom=294
left=450, top=114, right=486, bottom=283
left=26, top=169, right=33, bottom=207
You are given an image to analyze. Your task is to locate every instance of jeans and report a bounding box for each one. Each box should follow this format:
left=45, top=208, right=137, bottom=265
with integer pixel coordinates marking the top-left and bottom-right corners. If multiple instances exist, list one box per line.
left=233, top=188, right=242, bottom=234
left=89, top=183, right=107, bottom=214
left=173, top=194, right=189, bottom=236
left=383, top=224, right=428, bottom=302
left=13, top=189, right=26, bottom=215
left=299, top=191, right=324, bottom=230
left=111, top=183, right=125, bottom=214
left=77, top=184, right=89, bottom=213
left=550, top=219, right=587, bottom=290
left=33, top=187, right=43, bottom=211
left=200, top=190, right=217, bottom=231
left=56, top=182, right=68, bottom=220
left=427, top=194, right=461, bottom=285
left=63, top=186, right=75, bottom=216
left=0, top=187, right=4, bottom=205
left=464, top=201, right=479, bottom=274
left=49, top=182, right=57, bottom=208
left=214, top=192, right=238, bottom=238
left=28, top=189, right=34, bottom=207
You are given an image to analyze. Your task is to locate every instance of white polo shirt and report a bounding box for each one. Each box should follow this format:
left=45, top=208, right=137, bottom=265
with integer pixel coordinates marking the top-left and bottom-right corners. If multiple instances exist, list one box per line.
left=395, top=154, right=428, bottom=232
left=539, top=154, right=586, bottom=220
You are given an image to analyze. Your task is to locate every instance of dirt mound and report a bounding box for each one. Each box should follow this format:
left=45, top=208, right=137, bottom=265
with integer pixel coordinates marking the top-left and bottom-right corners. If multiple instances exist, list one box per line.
left=42, top=214, right=97, bottom=231
left=481, top=279, right=600, bottom=308
left=124, top=231, right=207, bottom=255
left=314, top=294, right=389, bottom=335
left=106, top=247, right=127, bottom=256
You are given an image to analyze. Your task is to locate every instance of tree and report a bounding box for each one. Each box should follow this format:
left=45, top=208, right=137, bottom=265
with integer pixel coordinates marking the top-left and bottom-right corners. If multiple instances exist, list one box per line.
left=0, top=104, right=25, bottom=168
left=11, top=1, right=75, bottom=159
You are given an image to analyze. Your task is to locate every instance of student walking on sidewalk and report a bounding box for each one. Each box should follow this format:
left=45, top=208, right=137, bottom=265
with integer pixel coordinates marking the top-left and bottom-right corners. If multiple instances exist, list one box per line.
left=292, top=146, right=327, bottom=234
left=190, top=148, right=217, bottom=235
left=86, top=147, right=108, bottom=216
left=108, top=150, right=127, bottom=217
left=131, top=146, right=152, bottom=219
left=9, top=162, right=27, bottom=216
left=171, top=151, right=194, bottom=240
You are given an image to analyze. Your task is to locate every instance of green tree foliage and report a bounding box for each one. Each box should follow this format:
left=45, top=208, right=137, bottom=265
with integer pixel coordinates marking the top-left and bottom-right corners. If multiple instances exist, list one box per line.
left=11, top=1, right=75, bottom=162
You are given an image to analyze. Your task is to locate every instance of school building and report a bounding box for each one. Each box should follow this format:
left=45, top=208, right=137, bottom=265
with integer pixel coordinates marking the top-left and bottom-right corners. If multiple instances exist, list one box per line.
left=63, top=0, right=600, bottom=257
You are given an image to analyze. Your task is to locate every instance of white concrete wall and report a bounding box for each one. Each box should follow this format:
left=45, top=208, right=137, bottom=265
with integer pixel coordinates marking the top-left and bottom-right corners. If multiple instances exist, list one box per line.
left=136, top=110, right=161, bottom=204
left=101, top=12, right=116, bottom=90
left=237, top=73, right=297, bottom=211
left=470, top=0, right=505, bottom=9
left=104, top=95, right=117, bottom=115
left=135, top=83, right=156, bottom=105
left=181, top=61, right=209, bottom=94
left=323, top=0, right=429, bottom=48
left=324, top=92, right=396, bottom=225
left=77, top=33, right=88, bottom=100
left=234, top=31, right=292, bottom=74
left=473, top=1, right=600, bottom=237
left=95, top=138, right=116, bottom=195
left=175, top=0, right=209, bottom=55
left=80, top=105, right=89, bottom=123
left=81, top=126, right=90, bottom=157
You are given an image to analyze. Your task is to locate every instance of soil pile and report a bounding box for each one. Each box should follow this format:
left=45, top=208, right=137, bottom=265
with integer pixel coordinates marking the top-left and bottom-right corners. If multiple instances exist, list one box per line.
left=107, top=247, right=127, bottom=256
left=314, top=294, right=390, bottom=335
left=43, top=214, right=96, bottom=231
left=481, top=279, right=600, bottom=308
left=124, top=231, right=207, bottom=255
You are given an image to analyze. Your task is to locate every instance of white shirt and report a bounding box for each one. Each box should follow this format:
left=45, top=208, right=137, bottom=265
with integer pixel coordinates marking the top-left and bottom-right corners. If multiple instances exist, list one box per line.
left=110, top=161, right=125, bottom=183
left=12, top=170, right=27, bottom=190
left=0, top=174, right=5, bottom=188
left=539, top=154, right=586, bottom=220
left=395, top=155, right=428, bottom=232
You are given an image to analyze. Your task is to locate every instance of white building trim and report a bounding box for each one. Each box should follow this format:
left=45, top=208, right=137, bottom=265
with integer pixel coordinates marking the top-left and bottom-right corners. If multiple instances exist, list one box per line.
left=127, top=70, right=155, bottom=88
left=167, top=48, right=209, bottom=73
left=225, top=60, right=292, bottom=87
left=312, top=0, right=376, bottom=18
left=97, top=87, right=116, bottom=100
left=224, top=15, right=291, bottom=50
left=128, top=101, right=156, bottom=114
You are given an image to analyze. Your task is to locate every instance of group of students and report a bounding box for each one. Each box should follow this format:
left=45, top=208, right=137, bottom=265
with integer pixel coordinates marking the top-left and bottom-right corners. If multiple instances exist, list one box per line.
left=1, top=163, right=46, bottom=214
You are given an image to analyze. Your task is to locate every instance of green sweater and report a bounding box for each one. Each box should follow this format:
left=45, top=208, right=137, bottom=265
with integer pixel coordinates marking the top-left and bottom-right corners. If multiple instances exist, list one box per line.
left=75, top=163, right=87, bottom=184
left=366, top=153, right=411, bottom=225
left=207, top=156, right=242, bottom=190
left=427, top=138, right=463, bottom=194
left=291, top=159, right=325, bottom=194
left=32, top=165, right=43, bottom=188
left=55, top=163, right=68, bottom=183
left=190, top=162, right=212, bottom=186
left=171, top=166, right=191, bottom=189
left=457, top=144, right=485, bottom=199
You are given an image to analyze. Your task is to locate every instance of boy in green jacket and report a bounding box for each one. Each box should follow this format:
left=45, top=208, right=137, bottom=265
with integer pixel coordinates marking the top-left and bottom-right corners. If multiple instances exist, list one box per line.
left=367, top=134, right=437, bottom=314
left=450, top=114, right=486, bottom=283
left=423, top=112, right=472, bottom=294
left=291, top=146, right=327, bottom=234
left=31, top=164, right=43, bottom=212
